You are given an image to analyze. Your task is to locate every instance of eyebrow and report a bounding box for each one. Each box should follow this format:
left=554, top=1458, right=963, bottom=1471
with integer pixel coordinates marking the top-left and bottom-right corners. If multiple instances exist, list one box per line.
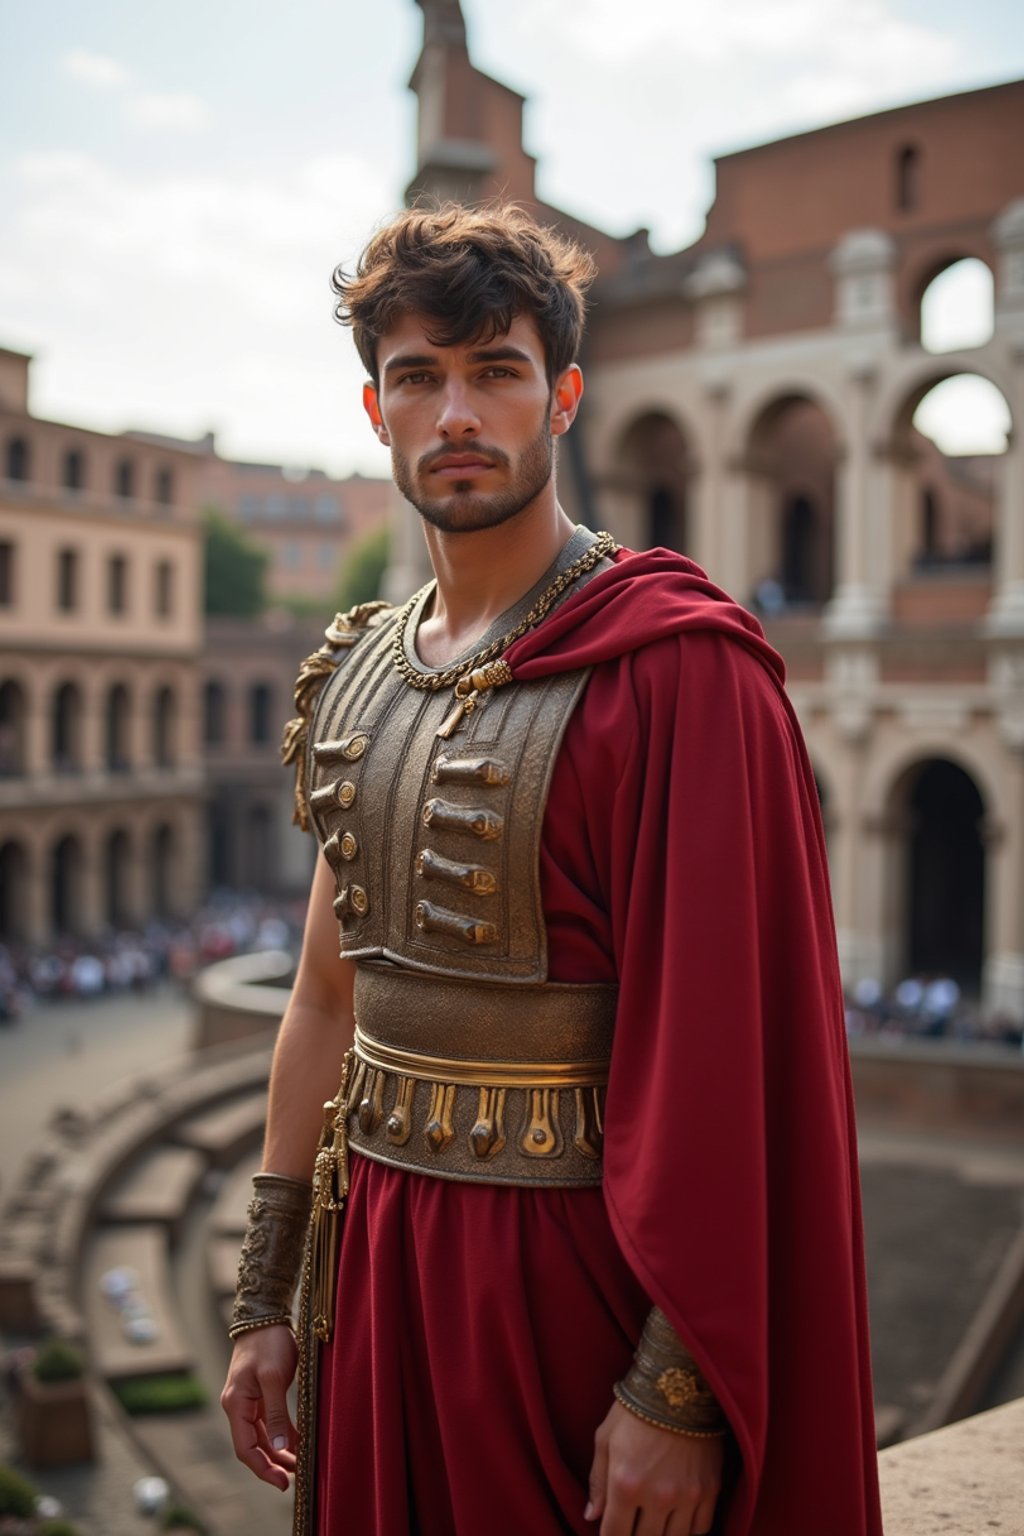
left=382, top=345, right=534, bottom=375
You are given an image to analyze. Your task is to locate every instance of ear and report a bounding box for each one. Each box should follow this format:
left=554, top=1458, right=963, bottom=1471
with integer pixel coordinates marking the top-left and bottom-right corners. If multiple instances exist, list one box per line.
left=549, top=365, right=584, bottom=439
left=363, top=382, right=390, bottom=446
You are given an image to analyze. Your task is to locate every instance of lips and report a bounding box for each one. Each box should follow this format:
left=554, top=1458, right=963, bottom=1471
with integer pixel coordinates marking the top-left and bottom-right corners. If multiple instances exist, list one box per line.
left=428, top=455, right=496, bottom=477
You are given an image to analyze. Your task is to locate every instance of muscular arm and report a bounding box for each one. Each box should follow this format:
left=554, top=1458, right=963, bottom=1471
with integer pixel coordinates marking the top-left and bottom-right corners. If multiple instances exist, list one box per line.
left=262, top=850, right=356, bottom=1178
left=221, top=850, right=354, bottom=1491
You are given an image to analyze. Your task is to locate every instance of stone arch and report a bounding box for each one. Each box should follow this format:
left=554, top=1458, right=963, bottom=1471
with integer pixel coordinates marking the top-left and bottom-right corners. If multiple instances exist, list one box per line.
left=864, top=735, right=999, bottom=826
left=151, top=822, right=175, bottom=917
left=51, top=832, right=85, bottom=936
left=52, top=680, right=85, bottom=772
left=249, top=681, right=275, bottom=747
left=726, top=377, right=848, bottom=462
left=0, top=679, right=28, bottom=776
left=5, top=435, right=30, bottom=482
left=742, top=392, right=840, bottom=611
left=907, top=250, right=995, bottom=351
left=243, top=802, right=275, bottom=891
left=0, top=839, right=29, bottom=941
left=877, top=362, right=1010, bottom=582
left=103, top=827, right=133, bottom=927
left=883, top=756, right=988, bottom=996
left=153, top=684, right=177, bottom=768
left=105, top=682, right=132, bottom=772
left=62, top=447, right=86, bottom=492
left=204, top=679, right=227, bottom=747
left=612, top=409, right=695, bottom=554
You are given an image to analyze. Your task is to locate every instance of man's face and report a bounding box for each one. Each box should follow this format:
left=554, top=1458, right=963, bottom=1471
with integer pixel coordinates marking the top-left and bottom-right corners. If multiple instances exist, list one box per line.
left=364, top=312, right=580, bottom=534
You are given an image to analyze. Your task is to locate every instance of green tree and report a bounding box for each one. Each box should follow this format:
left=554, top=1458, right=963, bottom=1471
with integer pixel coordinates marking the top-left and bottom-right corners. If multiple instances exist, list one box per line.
left=334, top=525, right=390, bottom=612
left=203, top=507, right=268, bottom=616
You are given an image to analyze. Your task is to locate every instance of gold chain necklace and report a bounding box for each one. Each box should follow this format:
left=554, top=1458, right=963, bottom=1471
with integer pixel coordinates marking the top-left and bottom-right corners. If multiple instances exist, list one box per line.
left=391, top=529, right=617, bottom=738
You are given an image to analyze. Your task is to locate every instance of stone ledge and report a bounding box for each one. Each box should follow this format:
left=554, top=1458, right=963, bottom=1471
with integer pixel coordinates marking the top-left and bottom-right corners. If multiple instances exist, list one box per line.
left=878, top=1396, right=1024, bottom=1534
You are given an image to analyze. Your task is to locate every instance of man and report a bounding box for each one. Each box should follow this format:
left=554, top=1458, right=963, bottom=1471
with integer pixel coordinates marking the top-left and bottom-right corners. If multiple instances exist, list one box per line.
left=221, top=203, right=883, bottom=1536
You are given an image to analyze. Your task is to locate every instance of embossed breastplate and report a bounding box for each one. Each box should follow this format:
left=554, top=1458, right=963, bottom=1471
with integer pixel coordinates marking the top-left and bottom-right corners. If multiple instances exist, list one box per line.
left=306, top=610, right=590, bottom=982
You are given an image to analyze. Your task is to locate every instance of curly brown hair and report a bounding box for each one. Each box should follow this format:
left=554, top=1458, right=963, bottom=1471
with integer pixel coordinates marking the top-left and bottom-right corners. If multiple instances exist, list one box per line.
left=331, top=203, right=597, bottom=387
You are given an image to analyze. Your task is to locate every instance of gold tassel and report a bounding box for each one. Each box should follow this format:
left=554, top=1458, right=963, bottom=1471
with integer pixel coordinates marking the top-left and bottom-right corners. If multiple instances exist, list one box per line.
left=309, top=1050, right=353, bottom=1343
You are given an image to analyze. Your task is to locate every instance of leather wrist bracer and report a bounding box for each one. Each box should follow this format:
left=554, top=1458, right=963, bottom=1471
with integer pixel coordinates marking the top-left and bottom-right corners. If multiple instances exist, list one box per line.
left=228, top=1173, right=312, bottom=1340
left=614, top=1307, right=729, bottom=1437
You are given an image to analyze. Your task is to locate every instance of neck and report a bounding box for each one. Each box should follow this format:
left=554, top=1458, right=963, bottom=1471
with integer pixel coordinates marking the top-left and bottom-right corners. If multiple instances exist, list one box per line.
left=415, top=493, right=576, bottom=667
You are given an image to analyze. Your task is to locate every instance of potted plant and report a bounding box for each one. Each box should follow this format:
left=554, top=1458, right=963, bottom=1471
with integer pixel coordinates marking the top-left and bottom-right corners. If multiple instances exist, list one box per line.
left=14, top=1339, right=95, bottom=1469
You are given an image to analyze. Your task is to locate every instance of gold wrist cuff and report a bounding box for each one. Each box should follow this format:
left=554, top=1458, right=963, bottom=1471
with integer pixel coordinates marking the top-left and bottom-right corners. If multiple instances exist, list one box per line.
left=228, top=1313, right=295, bottom=1341
left=613, top=1383, right=727, bottom=1438
left=229, top=1173, right=312, bottom=1339
left=616, top=1307, right=729, bottom=1436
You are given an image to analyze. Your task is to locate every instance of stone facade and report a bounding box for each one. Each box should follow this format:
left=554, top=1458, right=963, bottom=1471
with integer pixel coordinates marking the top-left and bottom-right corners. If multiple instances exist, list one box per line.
left=397, top=2, right=1024, bottom=1019
left=0, top=348, right=205, bottom=943
left=201, top=614, right=321, bottom=896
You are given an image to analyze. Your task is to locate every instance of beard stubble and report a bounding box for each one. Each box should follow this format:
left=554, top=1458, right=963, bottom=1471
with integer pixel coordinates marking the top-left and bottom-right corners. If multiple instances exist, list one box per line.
left=390, top=417, right=554, bottom=534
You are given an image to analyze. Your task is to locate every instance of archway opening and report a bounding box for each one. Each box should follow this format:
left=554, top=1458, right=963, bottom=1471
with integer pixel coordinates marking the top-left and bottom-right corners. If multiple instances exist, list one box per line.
left=204, top=680, right=227, bottom=747
left=616, top=412, right=692, bottom=554
left=0, top=840, right=29, bottom=942
left=897, top=759, right=986, bottom=995
left=52, top=834, right=84, bottom=936
left=104, top=828, right=132, bottom=927
left=747, top=395, right=838, bottom=612
left=152, top=823, right=175, bottom=917
left=890, top=371, right=1009, bottom=591
left=105, top=683, right=131, bottom=772
left=249, top=683, right=274, bottom=747
left=0, top=680, right=28, bottom=776
left=153, top=686, right=177, bottom=768
left=53, top=681, right=84, bottom=772
left=244, top=803, right=274, bottom=892
left=919, top=258, right=994, bottom=353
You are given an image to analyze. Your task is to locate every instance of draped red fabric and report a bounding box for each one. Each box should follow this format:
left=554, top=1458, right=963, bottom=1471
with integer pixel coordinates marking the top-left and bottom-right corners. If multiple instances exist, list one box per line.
left=507, top=547, right=882, bottom=1535
left=316, top=546, right=881, bottom=1535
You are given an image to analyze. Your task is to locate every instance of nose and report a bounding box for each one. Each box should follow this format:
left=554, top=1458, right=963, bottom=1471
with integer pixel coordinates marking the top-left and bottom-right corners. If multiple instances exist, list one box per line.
left=436, top=381, right=481, bottom=441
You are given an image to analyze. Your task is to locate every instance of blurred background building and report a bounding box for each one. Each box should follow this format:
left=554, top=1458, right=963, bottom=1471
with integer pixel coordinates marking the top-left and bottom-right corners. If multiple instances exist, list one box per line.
left=0, top=346, right=205, bottom=945
left=393, top=0, right=1024, bottom=1023
left=0, top=0, right=1021, bottom=1028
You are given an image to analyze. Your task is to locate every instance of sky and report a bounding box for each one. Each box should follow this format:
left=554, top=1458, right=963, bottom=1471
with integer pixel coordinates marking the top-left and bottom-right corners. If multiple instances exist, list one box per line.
left=0, top=0, right=1020, bottom=478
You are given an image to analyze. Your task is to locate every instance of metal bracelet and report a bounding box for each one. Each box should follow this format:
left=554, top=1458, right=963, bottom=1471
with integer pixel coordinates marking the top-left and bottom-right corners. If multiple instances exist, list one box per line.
left=228, top=1173, right=312, bottom=1339
left=616, top=1307, right=729, bottom=1436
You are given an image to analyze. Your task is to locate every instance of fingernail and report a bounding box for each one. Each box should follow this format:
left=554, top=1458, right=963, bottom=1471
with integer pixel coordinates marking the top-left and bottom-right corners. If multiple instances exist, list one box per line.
left=272, top=1435, right=287, bottom=1450
left=584, top=1502, right=594, bottom=1521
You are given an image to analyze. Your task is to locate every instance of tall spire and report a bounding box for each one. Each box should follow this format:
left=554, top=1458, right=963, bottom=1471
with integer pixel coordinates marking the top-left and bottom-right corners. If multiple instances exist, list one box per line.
left=414, top=0, right=467, bottom=49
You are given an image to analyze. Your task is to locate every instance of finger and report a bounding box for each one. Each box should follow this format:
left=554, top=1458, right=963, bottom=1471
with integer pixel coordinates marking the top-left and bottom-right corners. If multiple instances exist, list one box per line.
left=253, top=1418, right=297, bottom=1472
left=585, top=1432, right=609, bottom=1522
left=634, top=1500, right=676, bottom=1536
left=259, top=1368, right=298, bottom=1455
left=223, top=1391, right=291, bottom=1491
left=599, top=1474, right=641, bottom=1536
left=690, top=1492, right=719, bottom=1536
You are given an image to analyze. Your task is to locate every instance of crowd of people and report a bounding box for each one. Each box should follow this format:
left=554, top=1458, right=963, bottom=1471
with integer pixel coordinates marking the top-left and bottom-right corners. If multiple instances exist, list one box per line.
left=844, top=972, right=1024, bottom=1048
left=2, top=907, right=1021, bottom=1049
left=0, top=893, right=306, bottom=1023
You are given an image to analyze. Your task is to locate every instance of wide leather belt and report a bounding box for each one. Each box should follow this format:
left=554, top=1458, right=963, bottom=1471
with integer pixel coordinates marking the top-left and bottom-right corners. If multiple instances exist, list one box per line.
left=344, top=963, right=617, bottom=1186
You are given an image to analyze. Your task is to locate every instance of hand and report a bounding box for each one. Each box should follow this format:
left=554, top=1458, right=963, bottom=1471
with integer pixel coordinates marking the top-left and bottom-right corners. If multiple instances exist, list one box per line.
left=220, top=1325, right=299, bottom=1491
left=586, top=1398, right=724, bottom=1535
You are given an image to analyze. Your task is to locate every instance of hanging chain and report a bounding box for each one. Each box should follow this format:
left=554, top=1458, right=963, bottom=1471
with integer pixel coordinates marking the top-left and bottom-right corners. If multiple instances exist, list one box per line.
left=391, top=530, right=617, bottom=694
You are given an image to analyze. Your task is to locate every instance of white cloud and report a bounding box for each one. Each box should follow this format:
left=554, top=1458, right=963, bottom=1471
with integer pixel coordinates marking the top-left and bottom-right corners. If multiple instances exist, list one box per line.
left=60, top=49, right=132, bottom=90
left=0, top=149, right=397, bottom=475
left=126, top=91, right=211, bottom=133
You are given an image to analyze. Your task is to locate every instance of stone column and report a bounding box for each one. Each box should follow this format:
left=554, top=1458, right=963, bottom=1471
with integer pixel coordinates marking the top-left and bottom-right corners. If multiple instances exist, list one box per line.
left=692, top=381, right=730, bottom=582
left=984, top=351, right=1024, bottom=635
left=825, top=367, right=888, bottom=636
left=983, top=659, right=1024, bottom=1021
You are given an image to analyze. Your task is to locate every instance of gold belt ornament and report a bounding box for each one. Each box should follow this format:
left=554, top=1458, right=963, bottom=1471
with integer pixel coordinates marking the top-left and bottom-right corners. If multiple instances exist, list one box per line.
left=341, top=966, right=617, bottom=1188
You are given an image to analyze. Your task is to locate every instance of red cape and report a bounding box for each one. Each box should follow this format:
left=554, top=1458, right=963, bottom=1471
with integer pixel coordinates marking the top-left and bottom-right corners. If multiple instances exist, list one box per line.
left=507, top=549, right=882, bottom=1536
